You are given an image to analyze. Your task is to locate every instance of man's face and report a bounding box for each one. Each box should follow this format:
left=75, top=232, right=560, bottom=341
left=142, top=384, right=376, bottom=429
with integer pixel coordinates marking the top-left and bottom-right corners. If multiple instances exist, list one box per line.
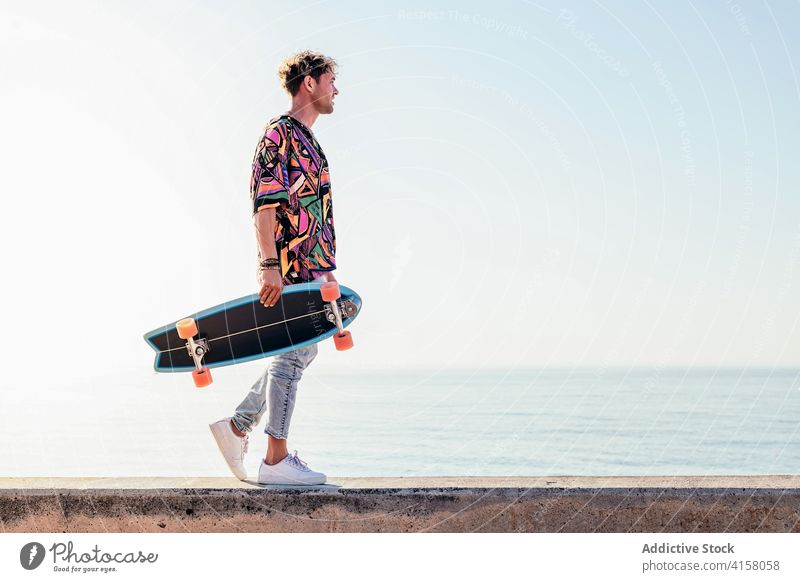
left=308, top=71, right=338, bottom=114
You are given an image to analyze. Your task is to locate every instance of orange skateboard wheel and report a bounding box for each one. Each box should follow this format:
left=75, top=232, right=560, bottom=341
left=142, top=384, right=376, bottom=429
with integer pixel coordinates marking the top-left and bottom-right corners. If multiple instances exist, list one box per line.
left=177, top=318, right=198, bottom=339
left=333, top=330, right=353, bottom=351
left=320, top=281, right=340, bottom=302
left=192, top=366, right=213, bottom=388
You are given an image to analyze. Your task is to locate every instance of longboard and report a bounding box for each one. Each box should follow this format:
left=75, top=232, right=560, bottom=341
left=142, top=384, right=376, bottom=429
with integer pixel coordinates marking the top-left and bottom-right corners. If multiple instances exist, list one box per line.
left=144, top=281, right=361, bottom=387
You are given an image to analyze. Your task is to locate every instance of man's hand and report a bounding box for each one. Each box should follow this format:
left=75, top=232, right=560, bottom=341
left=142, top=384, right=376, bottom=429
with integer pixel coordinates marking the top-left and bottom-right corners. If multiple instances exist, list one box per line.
left=258, top=268, right=283, bottom=307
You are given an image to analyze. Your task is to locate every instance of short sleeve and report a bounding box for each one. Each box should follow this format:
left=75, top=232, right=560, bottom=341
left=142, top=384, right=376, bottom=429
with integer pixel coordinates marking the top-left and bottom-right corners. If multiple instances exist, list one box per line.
left=252, top=123, right=290, bottom=214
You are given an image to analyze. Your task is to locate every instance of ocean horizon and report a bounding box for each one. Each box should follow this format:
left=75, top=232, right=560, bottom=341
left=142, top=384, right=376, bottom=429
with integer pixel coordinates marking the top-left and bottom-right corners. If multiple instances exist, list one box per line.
left=2, top=366, right=798, bottom=478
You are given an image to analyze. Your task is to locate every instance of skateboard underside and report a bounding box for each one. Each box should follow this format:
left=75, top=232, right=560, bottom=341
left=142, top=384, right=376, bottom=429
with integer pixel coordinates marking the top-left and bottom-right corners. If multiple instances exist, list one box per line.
left=144, top=282, right=361, bottom=372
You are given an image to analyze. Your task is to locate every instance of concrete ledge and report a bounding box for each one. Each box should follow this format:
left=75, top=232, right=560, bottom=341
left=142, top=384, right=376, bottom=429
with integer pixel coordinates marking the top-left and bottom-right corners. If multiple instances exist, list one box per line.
left=2, top=477, right=799, bottom=533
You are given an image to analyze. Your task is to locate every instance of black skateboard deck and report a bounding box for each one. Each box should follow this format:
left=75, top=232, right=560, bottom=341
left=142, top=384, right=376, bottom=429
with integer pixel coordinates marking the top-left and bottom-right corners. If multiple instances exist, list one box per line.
left=144, top=282, right=361, bottom=374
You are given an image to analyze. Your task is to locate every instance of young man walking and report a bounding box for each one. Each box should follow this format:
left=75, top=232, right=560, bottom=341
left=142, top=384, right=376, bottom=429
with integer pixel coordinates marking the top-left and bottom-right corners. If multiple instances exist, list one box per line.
left=209, top=50, right=339, bottom=485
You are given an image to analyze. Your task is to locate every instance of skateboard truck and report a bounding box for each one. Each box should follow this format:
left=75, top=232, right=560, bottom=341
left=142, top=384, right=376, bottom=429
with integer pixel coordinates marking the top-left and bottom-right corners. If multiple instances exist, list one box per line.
left=320, top=282, right=354, bottom=351
left=185, top=336, right=210, bottom=364
left=176, top=318, right=213, bottom=388
left=324, top=300, right=357, bottom=330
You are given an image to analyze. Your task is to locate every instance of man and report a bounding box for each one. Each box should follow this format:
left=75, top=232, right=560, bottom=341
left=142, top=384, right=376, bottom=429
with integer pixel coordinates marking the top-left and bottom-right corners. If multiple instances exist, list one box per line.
left=208, top=50, right=340, bottom=485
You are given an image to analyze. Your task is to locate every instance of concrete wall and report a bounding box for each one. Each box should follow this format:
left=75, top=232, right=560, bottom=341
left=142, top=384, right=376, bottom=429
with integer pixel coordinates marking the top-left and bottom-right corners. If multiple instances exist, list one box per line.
left=2, top=477, right=799, bottom=533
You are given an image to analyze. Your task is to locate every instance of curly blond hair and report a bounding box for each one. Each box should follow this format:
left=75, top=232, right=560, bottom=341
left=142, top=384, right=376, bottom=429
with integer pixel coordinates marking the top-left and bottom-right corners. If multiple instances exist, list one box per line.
left=277, top=50, right=338, bottom=97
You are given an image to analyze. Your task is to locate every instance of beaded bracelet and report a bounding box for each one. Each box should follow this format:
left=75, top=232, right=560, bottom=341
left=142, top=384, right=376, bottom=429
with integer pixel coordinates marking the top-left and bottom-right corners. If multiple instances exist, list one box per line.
left=258, top=258, right=280, bottom=271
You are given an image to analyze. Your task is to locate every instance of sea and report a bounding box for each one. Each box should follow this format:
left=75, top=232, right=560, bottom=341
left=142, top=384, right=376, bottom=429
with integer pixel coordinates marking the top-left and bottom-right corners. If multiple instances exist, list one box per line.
left=2, top=367, right=799, bottom=478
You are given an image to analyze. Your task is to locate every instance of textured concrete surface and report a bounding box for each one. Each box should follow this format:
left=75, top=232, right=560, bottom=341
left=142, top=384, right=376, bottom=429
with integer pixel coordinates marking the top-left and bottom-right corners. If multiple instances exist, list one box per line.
left=2, top=476, right=799, bottom=533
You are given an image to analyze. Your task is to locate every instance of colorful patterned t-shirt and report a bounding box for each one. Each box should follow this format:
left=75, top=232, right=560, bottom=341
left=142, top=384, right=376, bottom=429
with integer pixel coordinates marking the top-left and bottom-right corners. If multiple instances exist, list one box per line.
left=251, top=113, right=336, bottom=284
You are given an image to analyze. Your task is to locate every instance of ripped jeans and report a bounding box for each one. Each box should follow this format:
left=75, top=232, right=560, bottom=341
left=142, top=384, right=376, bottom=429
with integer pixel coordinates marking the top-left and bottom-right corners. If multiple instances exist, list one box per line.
left=230, top=343, right=319, bottom=439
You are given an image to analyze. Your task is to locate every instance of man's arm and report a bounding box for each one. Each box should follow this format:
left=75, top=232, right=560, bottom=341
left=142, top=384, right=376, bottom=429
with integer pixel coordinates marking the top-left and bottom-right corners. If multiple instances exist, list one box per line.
left=255, top=206, right=282, bottom=307
left=254, top=206, right=279, bottom=262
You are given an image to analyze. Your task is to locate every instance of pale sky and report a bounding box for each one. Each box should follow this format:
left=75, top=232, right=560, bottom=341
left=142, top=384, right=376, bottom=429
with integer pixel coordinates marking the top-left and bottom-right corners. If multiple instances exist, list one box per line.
left=1, top=0, right=798, bottom=386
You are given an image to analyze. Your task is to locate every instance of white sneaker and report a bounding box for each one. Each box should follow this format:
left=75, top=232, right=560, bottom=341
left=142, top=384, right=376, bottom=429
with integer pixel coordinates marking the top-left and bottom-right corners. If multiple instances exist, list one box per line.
left=209, top=418, right=249, bottom=480
left=257, top=450, right=327, bottom=485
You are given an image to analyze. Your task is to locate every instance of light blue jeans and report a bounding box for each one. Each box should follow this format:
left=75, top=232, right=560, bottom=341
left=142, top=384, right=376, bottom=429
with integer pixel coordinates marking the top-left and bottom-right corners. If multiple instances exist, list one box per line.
left=231, top=343, right=319, bottom=439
